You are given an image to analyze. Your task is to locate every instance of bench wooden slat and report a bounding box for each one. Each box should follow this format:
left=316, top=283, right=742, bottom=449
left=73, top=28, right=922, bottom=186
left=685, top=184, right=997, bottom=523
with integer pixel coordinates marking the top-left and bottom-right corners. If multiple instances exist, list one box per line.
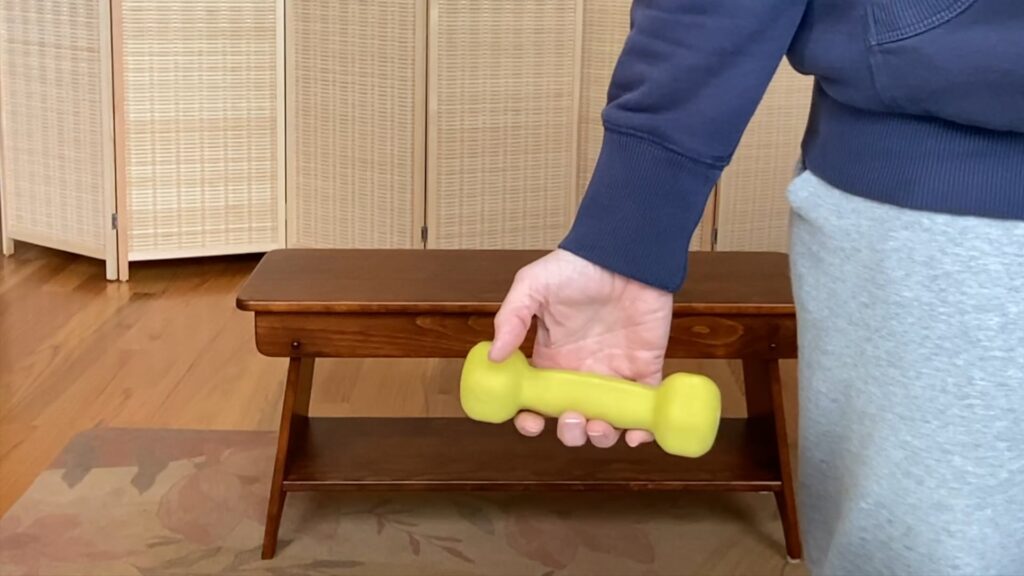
left=282, top=417, right=782, bottom=492
left=253, top=312, right=797, bottom=359
left=236, top=249, right=794, bottom=315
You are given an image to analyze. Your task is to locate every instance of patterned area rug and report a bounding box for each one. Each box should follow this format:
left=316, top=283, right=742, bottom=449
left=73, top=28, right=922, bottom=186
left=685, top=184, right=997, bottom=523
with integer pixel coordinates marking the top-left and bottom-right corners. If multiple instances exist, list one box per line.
left=0, top=428, right=808, bottom=576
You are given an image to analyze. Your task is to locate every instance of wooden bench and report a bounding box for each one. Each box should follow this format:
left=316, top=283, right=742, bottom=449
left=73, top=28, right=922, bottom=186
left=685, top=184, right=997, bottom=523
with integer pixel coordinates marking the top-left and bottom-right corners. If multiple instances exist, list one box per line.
left=236, top=248, right=801, bottom=561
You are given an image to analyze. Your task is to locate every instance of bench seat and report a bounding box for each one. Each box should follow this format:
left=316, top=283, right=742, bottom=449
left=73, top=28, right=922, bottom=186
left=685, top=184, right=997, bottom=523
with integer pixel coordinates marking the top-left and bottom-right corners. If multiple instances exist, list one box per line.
left=236, top=248, right=801, bottom=561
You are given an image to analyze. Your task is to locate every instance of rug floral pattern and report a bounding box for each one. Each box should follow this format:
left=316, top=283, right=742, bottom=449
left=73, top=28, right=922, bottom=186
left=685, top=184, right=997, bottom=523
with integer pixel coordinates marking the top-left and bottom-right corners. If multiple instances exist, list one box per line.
left=0, top=428, right=806, bottom=575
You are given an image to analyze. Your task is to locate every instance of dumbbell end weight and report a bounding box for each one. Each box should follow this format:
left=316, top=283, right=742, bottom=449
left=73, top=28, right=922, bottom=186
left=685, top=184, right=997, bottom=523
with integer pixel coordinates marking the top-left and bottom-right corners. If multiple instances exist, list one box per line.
left=459, top=341, right=721, bottom=458
left=652, top=372, right=722, bottom=458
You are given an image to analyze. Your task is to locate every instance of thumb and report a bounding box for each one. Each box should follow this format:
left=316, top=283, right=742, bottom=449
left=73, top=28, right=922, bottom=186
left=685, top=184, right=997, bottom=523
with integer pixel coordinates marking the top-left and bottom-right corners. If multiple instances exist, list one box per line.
left=490, top=273, right=540, bottom=362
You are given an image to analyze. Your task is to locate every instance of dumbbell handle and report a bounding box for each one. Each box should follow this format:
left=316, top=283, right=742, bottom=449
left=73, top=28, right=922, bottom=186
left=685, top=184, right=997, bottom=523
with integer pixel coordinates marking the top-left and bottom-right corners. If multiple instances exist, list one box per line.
left=460, top=341, right=721, bottom=457
left=514, top=365, right=656, bottom=430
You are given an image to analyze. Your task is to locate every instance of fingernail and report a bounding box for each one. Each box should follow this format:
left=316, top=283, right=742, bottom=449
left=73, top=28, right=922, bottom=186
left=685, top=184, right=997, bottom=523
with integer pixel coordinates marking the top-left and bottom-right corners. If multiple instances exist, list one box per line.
left=564, top=430, right=586, bottom=446
left=625, top=435, right=639, bottom=447
left=587, top=428, right=612, bottom=448
left=560, top=425, right=586, bottom=446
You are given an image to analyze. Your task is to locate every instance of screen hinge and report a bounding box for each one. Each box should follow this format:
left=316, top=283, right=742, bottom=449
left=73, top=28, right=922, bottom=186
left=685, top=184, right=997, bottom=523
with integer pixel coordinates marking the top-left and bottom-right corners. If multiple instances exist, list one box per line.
left=420, top=225, right=428, bottom=245
left=111, top=213, right=119, bottom=230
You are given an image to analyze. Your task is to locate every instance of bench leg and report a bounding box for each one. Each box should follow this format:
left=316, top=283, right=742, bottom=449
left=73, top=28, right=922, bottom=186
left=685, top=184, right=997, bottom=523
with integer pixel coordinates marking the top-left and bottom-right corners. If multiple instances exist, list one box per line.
left=742, top=359, right=802, bottom=561
left=262, top=356, right=316, bottom=560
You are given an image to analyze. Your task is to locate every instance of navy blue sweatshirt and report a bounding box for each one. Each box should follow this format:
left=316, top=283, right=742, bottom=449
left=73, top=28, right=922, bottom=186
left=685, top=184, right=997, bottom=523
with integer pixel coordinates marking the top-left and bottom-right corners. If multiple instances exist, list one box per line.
left=560, top=0, right=1024, bottom=292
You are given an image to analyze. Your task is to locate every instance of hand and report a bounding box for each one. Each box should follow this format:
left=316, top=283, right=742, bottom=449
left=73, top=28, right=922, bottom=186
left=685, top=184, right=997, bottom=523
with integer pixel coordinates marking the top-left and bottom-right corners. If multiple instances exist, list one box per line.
left=489, top=248, right=674, bottom=448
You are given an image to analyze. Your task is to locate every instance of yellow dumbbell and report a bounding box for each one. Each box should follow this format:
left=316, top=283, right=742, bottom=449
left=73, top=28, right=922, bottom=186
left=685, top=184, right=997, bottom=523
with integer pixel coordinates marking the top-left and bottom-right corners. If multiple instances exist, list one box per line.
left=459, top=341, right=721, bottom=457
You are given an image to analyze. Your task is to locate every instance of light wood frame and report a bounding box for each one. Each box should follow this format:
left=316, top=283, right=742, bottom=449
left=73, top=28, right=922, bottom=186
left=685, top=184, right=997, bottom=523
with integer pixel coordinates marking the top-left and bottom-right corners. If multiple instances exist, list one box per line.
left=0, top=86, right=11, bottom=257
left=0, top=0, right=118, bottom=277
left=111, top=0, right=130, bottom=279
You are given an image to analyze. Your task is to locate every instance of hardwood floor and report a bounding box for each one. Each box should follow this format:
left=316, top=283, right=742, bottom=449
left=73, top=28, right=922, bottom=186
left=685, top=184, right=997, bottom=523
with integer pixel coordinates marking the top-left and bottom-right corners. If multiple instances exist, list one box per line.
left=0, top=242, right=799, bottom=536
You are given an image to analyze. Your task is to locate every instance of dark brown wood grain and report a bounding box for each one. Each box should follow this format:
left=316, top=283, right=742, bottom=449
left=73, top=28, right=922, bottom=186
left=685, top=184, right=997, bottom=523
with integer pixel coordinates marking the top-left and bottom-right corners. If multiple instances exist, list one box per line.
left=667, top=315, right=796, bottom=359
left=768, top=360, right=803, bottom=560
left=742, top=359, right=774, bottom=418
left=253, top=312, right=797, bottom=359
left=742, top=359, right=802, bottom=559
left=236, top=249, right=794, bottom=315
left=281, top=417, right=782, bottom=492
left=239, top=248, right=802, bottom=560
left=262, top=357, right=315, bottom=560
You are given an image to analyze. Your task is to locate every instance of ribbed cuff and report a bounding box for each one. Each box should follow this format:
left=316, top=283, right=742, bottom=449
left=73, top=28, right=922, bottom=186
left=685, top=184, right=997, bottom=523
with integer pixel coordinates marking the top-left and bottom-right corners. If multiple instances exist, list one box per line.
left=559, top=128, right=720, bottom=293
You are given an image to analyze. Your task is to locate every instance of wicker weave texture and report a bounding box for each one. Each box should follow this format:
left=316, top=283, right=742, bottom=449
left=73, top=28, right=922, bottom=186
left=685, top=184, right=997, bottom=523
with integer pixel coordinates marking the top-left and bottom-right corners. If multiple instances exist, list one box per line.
left=428, top=0, right=579, bottom=249
left=0, top=0, right=111, bottom=258
left=716, top=61, right=812, bottom=252
left=576, top=0, right=627, bottom=206
left=120, top=0, right=282, bottom=257
left=288, top=0, right=420, bottom=249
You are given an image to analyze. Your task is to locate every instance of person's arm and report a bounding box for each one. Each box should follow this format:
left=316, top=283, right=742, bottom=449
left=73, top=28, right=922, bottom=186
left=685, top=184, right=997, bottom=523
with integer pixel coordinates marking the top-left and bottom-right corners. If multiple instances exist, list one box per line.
left=560, top=0, right=808, bottom=292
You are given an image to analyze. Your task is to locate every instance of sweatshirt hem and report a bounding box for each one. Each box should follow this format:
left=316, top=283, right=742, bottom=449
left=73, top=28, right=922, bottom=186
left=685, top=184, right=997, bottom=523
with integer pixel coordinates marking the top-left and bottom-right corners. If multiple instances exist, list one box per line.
left=802, top=87, right=1024, bottom=221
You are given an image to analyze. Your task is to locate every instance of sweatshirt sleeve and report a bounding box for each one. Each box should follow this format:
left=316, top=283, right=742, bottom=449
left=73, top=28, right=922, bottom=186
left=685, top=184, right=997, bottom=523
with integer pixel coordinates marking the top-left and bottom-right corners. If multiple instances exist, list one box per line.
left=559, top=0, right=808, bottom=292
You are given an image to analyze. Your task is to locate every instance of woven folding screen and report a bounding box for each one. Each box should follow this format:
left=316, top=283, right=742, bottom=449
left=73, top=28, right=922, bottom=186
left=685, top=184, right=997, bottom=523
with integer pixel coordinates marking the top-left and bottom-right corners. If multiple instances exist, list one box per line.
left=287, top=0, right=423, bottom=249
left=0, top=0, right=115, bottom=265
left=118, top=0, right=283, bottom=259
left=576, top=0, right=627, bottom=207
left=715, top=61, right=813, bottom=252
left=426, top=0, right=580, bottom=249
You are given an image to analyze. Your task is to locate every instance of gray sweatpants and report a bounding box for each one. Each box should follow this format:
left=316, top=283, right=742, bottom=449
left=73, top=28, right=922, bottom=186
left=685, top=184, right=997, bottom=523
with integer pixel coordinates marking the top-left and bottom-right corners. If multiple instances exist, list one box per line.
left=786, top=170, right=1024, bottom=576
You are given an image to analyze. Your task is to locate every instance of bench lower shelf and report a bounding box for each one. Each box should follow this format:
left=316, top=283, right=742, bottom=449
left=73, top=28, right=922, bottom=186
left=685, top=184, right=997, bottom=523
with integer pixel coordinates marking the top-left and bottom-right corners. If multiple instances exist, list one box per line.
left=282, top=417, right=783, bottom=492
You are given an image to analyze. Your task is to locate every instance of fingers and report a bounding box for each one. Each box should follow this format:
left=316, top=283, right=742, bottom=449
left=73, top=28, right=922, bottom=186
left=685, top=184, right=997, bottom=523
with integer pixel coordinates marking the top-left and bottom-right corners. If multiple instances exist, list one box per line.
left=585, top=420, right=622, bottom=448
left=557, top=411, right=588, bottom=447
left=517, top=411, right=650, bottom=449
left=514, top=411, right=545, bottom=437
left=558, top=413, right=622, bottom=449
left=625, top=429, right=655, bottom=447
left=490, top=272, right=540, bottom=362
left=515, top=411, right=597, bottom=447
